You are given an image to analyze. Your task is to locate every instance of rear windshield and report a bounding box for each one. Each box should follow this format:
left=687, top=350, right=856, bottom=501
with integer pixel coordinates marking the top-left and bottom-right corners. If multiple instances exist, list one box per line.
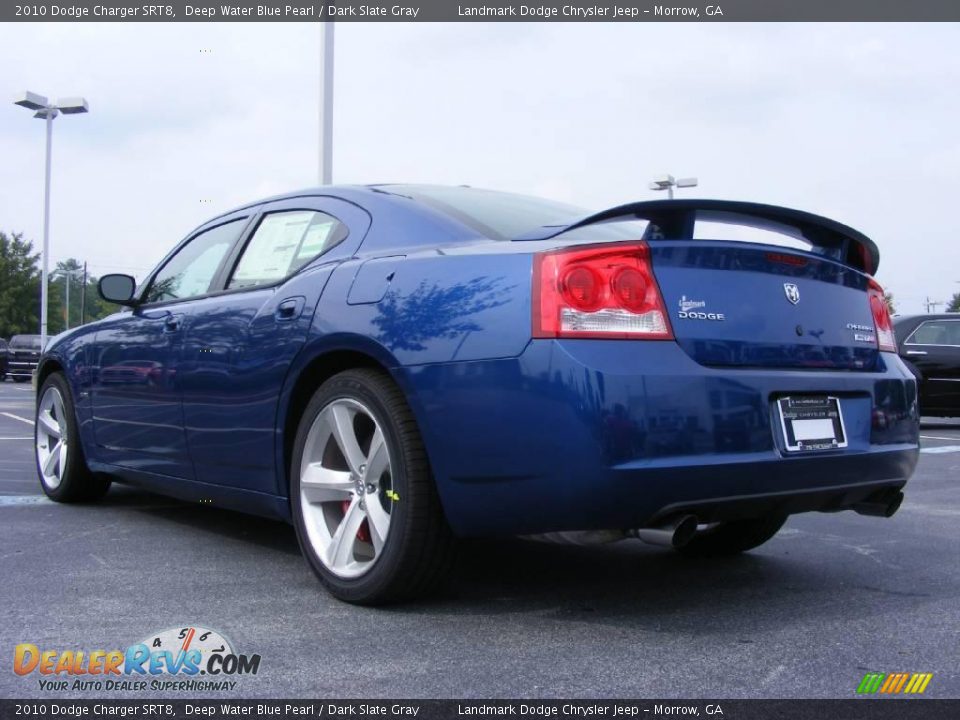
left=10, top=335, right=41, bottom=350
left=384, top=185, right=586, bottom=241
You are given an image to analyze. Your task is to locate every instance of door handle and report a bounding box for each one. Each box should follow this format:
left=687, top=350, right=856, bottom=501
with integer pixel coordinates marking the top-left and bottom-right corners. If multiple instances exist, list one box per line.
left=906, top=350, right=927, bottom=356
left=275, top=297, right=305, bottom=322
left=163, top=315, right=182, bottom=333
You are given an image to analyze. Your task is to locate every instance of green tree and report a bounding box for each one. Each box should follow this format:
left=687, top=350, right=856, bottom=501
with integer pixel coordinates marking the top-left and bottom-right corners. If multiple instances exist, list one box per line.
left=883, top=291, right=896, bottom=316
left=46, top=258, right=116, bottom=335
left=948, top=292, right=960, bottom=313
left=0, top=231, right=40, bottom=338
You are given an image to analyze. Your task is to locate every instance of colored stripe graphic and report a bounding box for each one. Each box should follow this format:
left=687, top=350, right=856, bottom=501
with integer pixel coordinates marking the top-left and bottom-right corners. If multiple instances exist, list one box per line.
left=857, top=672, right=932, bottom=694
left=908, top=674, right=933, bottom=694
left=857, top=673, right=885, bottom=694
left=879, top=674, right=897, bottom=693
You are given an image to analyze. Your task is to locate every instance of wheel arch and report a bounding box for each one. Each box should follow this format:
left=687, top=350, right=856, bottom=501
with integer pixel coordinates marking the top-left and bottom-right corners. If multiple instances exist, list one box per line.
left=275, top=336, right=428, bottom=506
left=35, top=356, right=65, bottom=393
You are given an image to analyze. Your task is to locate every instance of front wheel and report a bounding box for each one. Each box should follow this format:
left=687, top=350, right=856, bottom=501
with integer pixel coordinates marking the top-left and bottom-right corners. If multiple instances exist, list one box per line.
left=675, top=515, right=787, bottom=558
left=36, top=373, right=111, bottom=502
left=290, top=369, right=456, bottom=605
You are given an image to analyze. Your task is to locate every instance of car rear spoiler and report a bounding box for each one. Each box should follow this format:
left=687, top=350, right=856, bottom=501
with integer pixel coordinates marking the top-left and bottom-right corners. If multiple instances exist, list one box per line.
left=518, top=199, right=879, bottom=274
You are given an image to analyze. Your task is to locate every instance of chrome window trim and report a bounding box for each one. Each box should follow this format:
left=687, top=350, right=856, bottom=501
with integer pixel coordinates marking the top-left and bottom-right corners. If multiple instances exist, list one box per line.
left=903, top=318, right=960, bottom=348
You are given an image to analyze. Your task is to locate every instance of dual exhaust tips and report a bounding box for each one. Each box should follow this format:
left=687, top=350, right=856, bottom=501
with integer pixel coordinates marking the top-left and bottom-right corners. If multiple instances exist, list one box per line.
left=631, top=490, right=904, bottom=549
left=537, top=492, right=904, bottom=549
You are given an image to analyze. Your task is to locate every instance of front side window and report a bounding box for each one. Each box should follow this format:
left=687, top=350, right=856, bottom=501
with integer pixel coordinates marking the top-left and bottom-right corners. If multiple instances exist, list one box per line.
left=227, top=210, right=348, bottom=290
left=906, top=320, right=960, bottom=346
left=144, top=219, right=246, bottom=304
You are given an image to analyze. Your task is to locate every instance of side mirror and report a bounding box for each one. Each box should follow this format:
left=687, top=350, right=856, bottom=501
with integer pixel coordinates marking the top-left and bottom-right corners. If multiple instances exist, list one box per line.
left=98, top=274, right=138, bottom=306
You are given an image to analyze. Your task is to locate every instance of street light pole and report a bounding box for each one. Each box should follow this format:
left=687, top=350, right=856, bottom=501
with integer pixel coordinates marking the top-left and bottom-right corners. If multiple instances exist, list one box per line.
left=319, top=21, right=335, bottom=185
left=13, top=91, right=89, bottom=349
left=41, top=109, right=54, bottom=345
left=649, top=174, right=699, bottom=199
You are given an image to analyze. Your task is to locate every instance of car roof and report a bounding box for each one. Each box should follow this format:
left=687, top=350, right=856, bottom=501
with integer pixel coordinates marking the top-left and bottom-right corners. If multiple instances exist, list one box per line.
left=203, top=184, right=437, bottom=223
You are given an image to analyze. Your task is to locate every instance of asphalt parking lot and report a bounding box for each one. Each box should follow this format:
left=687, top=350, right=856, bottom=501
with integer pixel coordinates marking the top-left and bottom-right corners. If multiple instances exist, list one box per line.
left=0, top=379, right=957, bottom=699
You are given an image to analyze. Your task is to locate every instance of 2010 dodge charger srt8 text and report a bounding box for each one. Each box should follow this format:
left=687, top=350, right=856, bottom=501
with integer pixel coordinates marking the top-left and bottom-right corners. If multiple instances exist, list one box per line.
left=34, top=185, right=919, bottom=604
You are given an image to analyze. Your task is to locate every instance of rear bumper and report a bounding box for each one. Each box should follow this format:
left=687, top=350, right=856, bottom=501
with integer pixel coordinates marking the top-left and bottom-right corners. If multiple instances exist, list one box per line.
left=401, top=341, right=920, bottom=537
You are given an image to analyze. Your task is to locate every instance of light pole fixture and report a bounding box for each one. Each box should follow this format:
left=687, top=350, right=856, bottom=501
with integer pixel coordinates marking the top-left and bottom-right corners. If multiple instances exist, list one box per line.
left=13, top=91, right=89, bottom=349
left=649, top=174, right=698, bottom=200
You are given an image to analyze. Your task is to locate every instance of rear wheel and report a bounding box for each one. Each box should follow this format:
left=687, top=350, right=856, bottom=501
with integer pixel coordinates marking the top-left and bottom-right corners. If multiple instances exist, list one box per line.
left=290, top=368, right=455, bottom=604
left=35, top=373, right=111, bottom=502
left=676, top=515, right=787, bottom=558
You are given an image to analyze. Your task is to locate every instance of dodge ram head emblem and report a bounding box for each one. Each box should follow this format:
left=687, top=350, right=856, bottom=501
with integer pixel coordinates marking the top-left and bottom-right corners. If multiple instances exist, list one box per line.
left=783, top=283, right=800, bottom=305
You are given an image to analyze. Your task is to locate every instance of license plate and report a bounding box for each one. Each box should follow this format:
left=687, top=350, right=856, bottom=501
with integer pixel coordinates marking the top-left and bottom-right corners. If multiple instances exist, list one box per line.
left=777, top=396, right=847, bottom=452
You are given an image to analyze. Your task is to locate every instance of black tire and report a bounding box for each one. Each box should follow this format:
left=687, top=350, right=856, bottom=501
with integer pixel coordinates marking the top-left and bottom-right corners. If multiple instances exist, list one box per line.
left=676, top=515, right=787, bottom=558
left=290, top=368, right=456, bottom=605
left=35, top=373, right=111, bottom=503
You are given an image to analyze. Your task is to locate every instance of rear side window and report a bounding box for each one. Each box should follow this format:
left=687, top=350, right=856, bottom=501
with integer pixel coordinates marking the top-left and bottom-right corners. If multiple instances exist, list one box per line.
left=227, top=210, right=347, bottom=290
left=906, top=320, right=960, bottom=346
left=385, top=185, right=586, bottom=241
left=145, top=219, right=246, bottom=304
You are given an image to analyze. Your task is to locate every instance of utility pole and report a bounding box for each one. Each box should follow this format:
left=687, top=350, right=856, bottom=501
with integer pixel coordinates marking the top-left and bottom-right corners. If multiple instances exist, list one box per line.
left=80, top=261, right=87, bottom=326
left=65, top=270, right=71, bottom=330
left=924, top=296, right=942, bottom=314
left=51, top=268, right=83, bottom=331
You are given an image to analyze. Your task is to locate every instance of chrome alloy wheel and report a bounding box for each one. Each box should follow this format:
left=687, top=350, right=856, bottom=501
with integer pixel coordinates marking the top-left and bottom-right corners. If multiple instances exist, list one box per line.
left=36, top=386, right=69, bottom=490
left=298, top=398, right=395, bottom=578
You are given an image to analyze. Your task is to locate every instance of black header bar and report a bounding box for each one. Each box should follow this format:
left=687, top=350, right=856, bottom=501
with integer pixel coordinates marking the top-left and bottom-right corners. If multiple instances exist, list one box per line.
left=5, top=0, right=960, bottom=22
left=1, top=700, right=958, bottom=720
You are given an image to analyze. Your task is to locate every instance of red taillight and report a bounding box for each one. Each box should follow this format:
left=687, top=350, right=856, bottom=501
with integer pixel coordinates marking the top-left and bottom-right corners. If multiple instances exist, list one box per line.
left=532, top=242, right=673, bottom=339
left=867, top=279, right=896, bottom=352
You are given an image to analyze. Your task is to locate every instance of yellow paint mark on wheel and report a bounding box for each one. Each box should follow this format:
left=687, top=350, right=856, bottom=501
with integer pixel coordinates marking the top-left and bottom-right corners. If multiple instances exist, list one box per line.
left=385, top=490, right=400, bottom=502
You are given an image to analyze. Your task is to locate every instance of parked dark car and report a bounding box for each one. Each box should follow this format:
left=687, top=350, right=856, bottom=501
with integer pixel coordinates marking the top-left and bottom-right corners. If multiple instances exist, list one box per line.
left=894, top=314, right=960, bottom=417
left=0, top=337, right=8, bottom=381
left=8, top=334, right=42, bottom=382
left=34, top=186, right=919, bottom=604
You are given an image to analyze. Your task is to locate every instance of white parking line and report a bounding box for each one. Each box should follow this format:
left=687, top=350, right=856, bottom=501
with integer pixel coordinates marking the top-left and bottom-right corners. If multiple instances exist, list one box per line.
left=0, top=495, right=50, bottom=507
left=0, top=412, right=33, bottom=426
left=920, top=435, right=960, bottom=441
left=920, top=445, right=960, bottom=454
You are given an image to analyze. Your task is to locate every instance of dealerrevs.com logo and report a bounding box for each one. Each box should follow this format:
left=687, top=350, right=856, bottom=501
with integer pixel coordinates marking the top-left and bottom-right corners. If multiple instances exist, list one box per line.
left=14, top=626, right=261, bottom=692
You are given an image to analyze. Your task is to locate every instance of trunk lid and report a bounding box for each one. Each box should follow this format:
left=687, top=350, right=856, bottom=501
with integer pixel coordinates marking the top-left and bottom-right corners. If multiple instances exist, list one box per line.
left=649, top=242, right=878, bottom=370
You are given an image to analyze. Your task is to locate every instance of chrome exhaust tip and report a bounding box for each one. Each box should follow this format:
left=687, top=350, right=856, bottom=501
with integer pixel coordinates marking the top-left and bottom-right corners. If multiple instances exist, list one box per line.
left=853, top=490, right=904, bottom=518
left=630, top=514, right=699, bottom=548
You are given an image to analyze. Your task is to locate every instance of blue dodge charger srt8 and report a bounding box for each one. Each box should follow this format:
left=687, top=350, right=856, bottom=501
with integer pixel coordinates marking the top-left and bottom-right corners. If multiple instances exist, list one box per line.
left=34, top=185, right=919, bottom=604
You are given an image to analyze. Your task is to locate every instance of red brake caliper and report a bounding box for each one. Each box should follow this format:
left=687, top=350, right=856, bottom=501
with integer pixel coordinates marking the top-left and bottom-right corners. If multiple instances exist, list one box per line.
left=340, top=499, right=371, bottom=543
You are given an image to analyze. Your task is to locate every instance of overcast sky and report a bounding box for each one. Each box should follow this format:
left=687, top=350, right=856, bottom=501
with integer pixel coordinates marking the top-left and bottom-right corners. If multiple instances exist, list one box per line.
left=1, top=22, right=957, bottom=313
